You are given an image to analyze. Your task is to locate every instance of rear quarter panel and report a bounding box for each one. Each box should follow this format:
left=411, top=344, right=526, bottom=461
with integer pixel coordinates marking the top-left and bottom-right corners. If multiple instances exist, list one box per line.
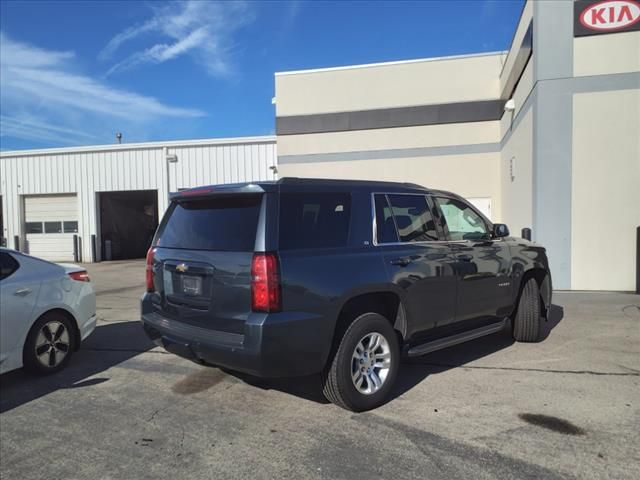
left=23, top=255, right=93, bottom=345
left=278, top=247, right=394, bottom=363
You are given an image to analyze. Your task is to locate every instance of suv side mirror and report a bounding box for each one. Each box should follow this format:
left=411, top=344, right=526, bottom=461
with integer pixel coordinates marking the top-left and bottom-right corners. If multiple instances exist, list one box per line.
left=492, top=223, right=509, bottom=238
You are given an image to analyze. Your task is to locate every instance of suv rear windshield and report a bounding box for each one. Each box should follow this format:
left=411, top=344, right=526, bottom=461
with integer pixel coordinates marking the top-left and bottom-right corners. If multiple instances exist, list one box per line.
left=279, top=192, right=351, bottom=250
left=155, top=195, right=262, bottom=251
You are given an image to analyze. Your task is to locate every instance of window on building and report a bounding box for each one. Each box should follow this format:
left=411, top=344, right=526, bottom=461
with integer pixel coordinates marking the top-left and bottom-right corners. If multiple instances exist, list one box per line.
left=386, top=194, right=438, bottom=243
left=63, top=221, right=78, bottom=233
left=26, top=220, right=77, bottom=234
left=44, top=221, right=63, bottom=234
left=279, top=193, right=351, bottom=250
left=434, top=197, right=488, bottom=241
left=25, top=222, right=44, bottom=234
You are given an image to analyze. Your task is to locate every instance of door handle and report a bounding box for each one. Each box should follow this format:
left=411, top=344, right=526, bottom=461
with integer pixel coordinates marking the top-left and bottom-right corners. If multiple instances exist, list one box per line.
left=14, top=287, right=32, bottom=296
left=390, top=258, right=411, bottom=267
left=456, top=254, right=474, bottom=262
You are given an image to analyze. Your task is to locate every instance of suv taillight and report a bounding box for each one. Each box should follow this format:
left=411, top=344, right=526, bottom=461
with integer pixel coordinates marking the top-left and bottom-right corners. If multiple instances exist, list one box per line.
left=146, top=248, right=156, bottom=292
left=251, top=252, right=281, bottom=312
left=68, top=270, right=90, bottom=282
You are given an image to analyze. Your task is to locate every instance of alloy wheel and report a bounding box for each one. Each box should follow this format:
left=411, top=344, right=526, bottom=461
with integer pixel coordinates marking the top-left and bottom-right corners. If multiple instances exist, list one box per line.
left=351, top=332, right=391, bottom=395
left=35, top=321, right=70, bottom=368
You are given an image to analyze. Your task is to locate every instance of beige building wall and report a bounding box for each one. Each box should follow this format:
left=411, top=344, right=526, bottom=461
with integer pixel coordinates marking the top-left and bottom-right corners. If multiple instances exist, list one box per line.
left=278, top=121, right=499, bottom=156
left=279, top=152, right=502, bottom=220
left=572, top=89, right=640, bottom=291
left=574, top=31, right=640, bottom=77
left=278, top=118, right=503, bottom=221
left=499, top=58, right=533, bottom=136
left=275, top=53, right=505, bottom=116
left=499, top=42, right=535, bottom=236
left=277, top=52, right=505, bottom=221
left=500, top=107, right=534, bottom=236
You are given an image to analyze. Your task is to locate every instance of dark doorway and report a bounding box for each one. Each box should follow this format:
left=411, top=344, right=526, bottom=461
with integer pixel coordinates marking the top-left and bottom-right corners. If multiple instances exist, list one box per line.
left=99, top=190, right=158, bottom=260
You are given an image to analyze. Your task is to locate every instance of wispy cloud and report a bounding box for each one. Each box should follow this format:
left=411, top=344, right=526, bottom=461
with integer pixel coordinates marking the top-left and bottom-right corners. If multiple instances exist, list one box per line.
left=100, top=1, right=254, bottom=77
left=0, top=115, right=98, bottom=145
left=0, top=32, right=204, bottom=147
left=283, top=1, right=301, bottom=31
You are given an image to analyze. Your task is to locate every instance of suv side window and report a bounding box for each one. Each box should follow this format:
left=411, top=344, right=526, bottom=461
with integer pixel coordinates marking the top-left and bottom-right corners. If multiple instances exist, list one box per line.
left=374, top=194, right=399, bottom=244
left=279, top=193, right=351, bottom=250
left=374, top=194, right=438, bottom=244
left=0, top=252, right=20, bottom=280
left=387, top=194, right=439, bottom=243
left=434, top=197, right=488, bottom=241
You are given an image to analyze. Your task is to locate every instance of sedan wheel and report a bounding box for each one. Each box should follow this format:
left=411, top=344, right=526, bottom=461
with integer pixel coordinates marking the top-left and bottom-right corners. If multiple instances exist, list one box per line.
left=23, top=313, right=76, bottom=375
left=35, top=321, right=71, bottom=368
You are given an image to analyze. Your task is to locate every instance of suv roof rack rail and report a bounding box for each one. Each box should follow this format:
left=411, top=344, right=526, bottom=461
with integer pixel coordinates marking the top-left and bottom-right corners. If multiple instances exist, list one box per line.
left=276, top=177, right=429, bottom=189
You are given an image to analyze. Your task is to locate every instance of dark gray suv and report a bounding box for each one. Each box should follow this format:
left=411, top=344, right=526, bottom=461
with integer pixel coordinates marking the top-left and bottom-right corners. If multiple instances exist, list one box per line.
left=141, top=178, right=552, bottom=411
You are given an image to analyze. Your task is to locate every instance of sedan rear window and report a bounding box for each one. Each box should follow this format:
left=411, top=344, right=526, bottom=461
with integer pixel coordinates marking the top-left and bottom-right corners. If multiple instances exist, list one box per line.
left=155, top=195, right=262, bottom=251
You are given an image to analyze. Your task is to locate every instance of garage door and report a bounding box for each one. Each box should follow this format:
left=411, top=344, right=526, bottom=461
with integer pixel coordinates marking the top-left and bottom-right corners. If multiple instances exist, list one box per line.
left=24, top=194, right=78, bottom=262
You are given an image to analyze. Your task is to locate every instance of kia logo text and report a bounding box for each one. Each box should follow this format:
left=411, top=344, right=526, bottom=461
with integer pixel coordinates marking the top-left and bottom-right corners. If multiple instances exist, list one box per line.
left=580, top=0, right=640, bottom=31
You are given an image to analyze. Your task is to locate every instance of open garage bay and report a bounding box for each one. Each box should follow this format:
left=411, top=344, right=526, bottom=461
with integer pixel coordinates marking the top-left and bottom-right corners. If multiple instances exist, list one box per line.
left=99, top=190, right=158, bottom=261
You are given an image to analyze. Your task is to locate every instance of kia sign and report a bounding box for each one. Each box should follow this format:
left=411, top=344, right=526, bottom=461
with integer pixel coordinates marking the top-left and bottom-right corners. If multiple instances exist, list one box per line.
left=575, top=0, right=640, bottom=36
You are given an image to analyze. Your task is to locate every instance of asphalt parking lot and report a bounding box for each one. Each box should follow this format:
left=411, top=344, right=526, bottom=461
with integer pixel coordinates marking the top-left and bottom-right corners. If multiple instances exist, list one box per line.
left=1, top=260, right=639, bottom=480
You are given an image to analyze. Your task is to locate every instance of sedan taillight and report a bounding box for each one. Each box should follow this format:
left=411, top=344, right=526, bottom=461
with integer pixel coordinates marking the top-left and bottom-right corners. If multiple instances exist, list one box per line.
left=68, top=270, right=90, bottom=282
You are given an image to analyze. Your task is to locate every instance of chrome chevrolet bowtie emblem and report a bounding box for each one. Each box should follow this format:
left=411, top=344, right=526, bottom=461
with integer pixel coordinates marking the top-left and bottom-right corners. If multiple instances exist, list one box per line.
left=176, top=263, right=188, bottom=273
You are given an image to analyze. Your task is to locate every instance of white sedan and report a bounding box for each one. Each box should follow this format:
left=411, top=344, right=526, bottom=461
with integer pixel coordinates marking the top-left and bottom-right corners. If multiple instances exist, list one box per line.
left=0, top=247, right=97, bottom=375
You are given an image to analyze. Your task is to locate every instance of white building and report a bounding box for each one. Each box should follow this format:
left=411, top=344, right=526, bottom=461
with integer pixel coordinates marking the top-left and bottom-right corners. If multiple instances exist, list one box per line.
left=0, top=136, right=277, bottom=262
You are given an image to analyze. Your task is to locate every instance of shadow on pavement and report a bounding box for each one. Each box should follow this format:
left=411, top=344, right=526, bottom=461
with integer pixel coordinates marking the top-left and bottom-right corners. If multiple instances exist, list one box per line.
left=1, top=305, right=565, bottom=412
left=227, top=304, right=565, bottom=407
left=540, top=304, right=564, bottom=340
left=0, top=321, right=154, bottom=414
left=227, top=371, right=330, bottom=404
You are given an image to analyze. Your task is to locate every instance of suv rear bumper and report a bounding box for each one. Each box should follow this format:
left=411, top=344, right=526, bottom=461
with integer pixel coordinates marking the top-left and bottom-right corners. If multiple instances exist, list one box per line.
left=141, top=298, right=331, bottom=378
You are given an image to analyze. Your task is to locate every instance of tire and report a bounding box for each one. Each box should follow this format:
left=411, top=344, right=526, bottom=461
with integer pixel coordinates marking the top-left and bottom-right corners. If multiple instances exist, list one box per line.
left=512, top=278, right=543, bottom=342
left=322, top=312, right=400, bottom=412
left=23, top=312, right=75, bottom=375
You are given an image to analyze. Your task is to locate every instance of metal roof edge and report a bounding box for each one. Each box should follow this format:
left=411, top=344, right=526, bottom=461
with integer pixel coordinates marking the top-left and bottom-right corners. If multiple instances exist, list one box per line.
left=275, top=51, right=508, bottom=77
left=0, top=135, right=277, bottom=158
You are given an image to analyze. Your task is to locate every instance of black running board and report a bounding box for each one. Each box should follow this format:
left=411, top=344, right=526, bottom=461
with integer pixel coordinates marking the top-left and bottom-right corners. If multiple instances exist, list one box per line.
left=407, top=319, right=508, bottom=357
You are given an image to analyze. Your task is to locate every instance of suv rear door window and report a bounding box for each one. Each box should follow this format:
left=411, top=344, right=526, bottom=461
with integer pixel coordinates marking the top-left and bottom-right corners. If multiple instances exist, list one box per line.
left=155, top=195, right=262, bottom=251
left=279, top=193, right=351, bottom=250
left=386, top=194, right=438, bottom=242
left=434, top=196, right=488, bottom=241
left=374, top=194, right=399, bottom=244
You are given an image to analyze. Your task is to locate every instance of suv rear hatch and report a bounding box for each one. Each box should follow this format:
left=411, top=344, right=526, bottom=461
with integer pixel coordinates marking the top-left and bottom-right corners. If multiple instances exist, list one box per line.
left=148, top=190, right=264, bottom=335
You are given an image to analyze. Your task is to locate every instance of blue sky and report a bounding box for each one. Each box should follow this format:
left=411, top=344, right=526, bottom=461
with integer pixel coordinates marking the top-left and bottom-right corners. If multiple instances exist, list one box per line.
left=0, top=0, right=524, bottom=151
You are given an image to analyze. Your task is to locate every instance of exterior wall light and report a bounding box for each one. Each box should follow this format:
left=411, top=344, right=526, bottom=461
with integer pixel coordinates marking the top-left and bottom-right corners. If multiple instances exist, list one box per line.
left=504, top=99, right=516, bottom=112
